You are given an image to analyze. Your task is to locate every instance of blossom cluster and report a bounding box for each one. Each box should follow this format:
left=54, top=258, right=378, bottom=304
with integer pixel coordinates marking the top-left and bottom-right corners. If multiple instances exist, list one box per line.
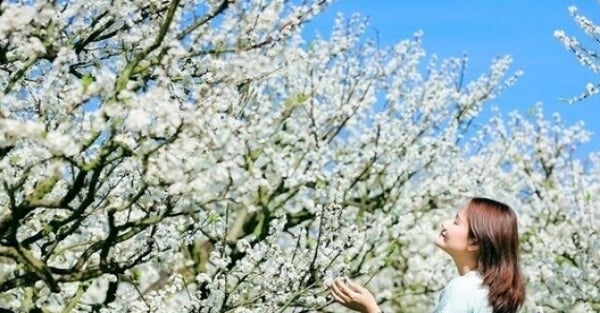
left=555, top=5, right=600, bottom=103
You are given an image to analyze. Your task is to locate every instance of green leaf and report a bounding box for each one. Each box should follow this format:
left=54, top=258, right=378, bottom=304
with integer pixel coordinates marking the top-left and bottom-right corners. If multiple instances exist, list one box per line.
left=132, top=269, right=141, bottom=282
left=9, top=155, right=20, bottom=166
left=283, top=93, right=309, bottom=108
left=207, top=212, right=219, bottom=224
left=584, top=192, right=592, bottom=203
left=383, top=241, right=400, bottom=266
left=315, top=178, right=326, bottom=190
left=26, top=174, right=59, bottom=203
left=252, top=213, right=265, bottom=238
left=81, top=75, right=94, bottom=93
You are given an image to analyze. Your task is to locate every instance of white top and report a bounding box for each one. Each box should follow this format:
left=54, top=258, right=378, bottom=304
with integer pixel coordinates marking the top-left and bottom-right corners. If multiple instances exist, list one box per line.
left=432, top=271, right=493, bottom=313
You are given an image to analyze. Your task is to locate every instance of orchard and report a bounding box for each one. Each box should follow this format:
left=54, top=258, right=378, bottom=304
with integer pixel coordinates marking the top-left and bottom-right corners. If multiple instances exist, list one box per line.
left=0, top=1, right=597, bottom=312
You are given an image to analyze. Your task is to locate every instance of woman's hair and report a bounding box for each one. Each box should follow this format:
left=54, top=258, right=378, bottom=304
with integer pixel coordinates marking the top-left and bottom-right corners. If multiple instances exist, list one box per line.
left=465, top=197, right=526, bottom=313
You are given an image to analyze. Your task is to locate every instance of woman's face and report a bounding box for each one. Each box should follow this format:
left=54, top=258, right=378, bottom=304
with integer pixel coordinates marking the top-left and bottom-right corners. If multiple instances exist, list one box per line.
left=435, top=205, right=474, bottom=257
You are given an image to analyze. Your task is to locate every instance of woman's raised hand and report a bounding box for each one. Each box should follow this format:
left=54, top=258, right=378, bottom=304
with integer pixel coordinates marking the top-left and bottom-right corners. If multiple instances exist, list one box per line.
left=330, top=278, right=381, bottom=313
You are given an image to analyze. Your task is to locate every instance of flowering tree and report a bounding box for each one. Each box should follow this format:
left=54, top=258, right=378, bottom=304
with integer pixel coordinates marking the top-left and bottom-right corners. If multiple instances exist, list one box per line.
left=0, top=1, right=598, bottom=312
left=469, top=107, right=599, bottom=313
left=555, top=5, right=600, bottom=103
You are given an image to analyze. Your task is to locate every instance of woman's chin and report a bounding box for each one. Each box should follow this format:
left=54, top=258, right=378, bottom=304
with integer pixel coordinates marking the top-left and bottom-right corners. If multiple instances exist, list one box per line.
left=434, top=236, right=445, bottom=249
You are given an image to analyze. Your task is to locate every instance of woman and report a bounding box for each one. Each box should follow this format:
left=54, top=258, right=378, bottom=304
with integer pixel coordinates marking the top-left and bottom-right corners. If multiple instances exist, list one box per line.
left=330, top=197, right=526, bottom=313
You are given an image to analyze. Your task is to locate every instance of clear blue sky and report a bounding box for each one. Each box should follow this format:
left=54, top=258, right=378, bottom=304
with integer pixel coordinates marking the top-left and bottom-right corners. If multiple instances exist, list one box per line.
left=305, top=0, right=600, bottom=156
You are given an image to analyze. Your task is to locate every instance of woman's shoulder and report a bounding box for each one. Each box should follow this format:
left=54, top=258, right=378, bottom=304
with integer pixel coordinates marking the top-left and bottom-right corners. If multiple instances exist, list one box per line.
left=433, top=271, right=492, bottom=313
left=445, top=271, right=487, bottom=292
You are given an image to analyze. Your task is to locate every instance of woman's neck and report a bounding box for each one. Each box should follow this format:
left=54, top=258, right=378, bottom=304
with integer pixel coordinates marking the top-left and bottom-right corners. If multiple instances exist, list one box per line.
left=456, top=264, right=477, bottom=275
left=454, top=256, right=478, bottom=275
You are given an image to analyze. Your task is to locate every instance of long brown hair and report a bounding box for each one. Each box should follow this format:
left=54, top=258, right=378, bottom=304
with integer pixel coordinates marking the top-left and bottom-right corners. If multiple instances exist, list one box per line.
left=466, top=197, right=526, bottom=313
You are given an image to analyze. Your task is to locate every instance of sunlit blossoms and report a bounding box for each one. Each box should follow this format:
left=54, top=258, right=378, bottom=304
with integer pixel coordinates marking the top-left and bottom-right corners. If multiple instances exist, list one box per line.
left=0, top=1, right=598, bottom=312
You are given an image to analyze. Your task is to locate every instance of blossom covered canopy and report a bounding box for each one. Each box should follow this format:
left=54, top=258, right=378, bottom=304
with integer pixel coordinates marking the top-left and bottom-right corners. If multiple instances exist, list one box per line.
left=0, top=0, right=598, bottom=312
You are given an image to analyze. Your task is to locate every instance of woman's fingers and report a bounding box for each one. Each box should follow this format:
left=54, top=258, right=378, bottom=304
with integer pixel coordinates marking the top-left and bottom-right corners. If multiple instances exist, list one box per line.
left=333, top=279, right=351, bottom=294
left=332, top=278, right=363, bottom=303
left=334, top=278, right=363, bottom=295
left=330, top=287, right=347, bottom=304
left=331, top=280, right=350, bottom=303
left=347, top=280, right=365, bottom=293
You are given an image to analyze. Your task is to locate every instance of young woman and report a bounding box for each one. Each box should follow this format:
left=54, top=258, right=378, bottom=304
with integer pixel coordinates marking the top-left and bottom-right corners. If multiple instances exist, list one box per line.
left=330, top=197, right=526, bottom=313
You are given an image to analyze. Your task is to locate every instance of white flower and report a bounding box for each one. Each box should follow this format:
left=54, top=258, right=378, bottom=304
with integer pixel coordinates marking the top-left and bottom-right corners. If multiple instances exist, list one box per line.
left=124, top=108, right=152, bottom=132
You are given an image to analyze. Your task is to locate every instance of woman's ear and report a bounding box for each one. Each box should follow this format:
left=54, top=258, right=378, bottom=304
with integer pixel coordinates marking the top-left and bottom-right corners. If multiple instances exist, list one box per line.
left=467, top=238, right=479, bottom=252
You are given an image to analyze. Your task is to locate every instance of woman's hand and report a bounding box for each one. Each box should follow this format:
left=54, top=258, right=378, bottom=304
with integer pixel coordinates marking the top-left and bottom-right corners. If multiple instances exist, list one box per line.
left=330, top=278, right=380, bottom=313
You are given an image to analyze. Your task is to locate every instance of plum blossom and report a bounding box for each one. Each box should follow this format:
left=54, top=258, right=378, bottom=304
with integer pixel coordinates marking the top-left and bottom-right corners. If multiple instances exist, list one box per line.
left=0, top=1, right=597, bottom=313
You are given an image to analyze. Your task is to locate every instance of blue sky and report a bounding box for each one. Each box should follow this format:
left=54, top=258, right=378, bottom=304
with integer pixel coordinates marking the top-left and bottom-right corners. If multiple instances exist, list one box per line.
left=305, top=0, right=600, bottom=156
